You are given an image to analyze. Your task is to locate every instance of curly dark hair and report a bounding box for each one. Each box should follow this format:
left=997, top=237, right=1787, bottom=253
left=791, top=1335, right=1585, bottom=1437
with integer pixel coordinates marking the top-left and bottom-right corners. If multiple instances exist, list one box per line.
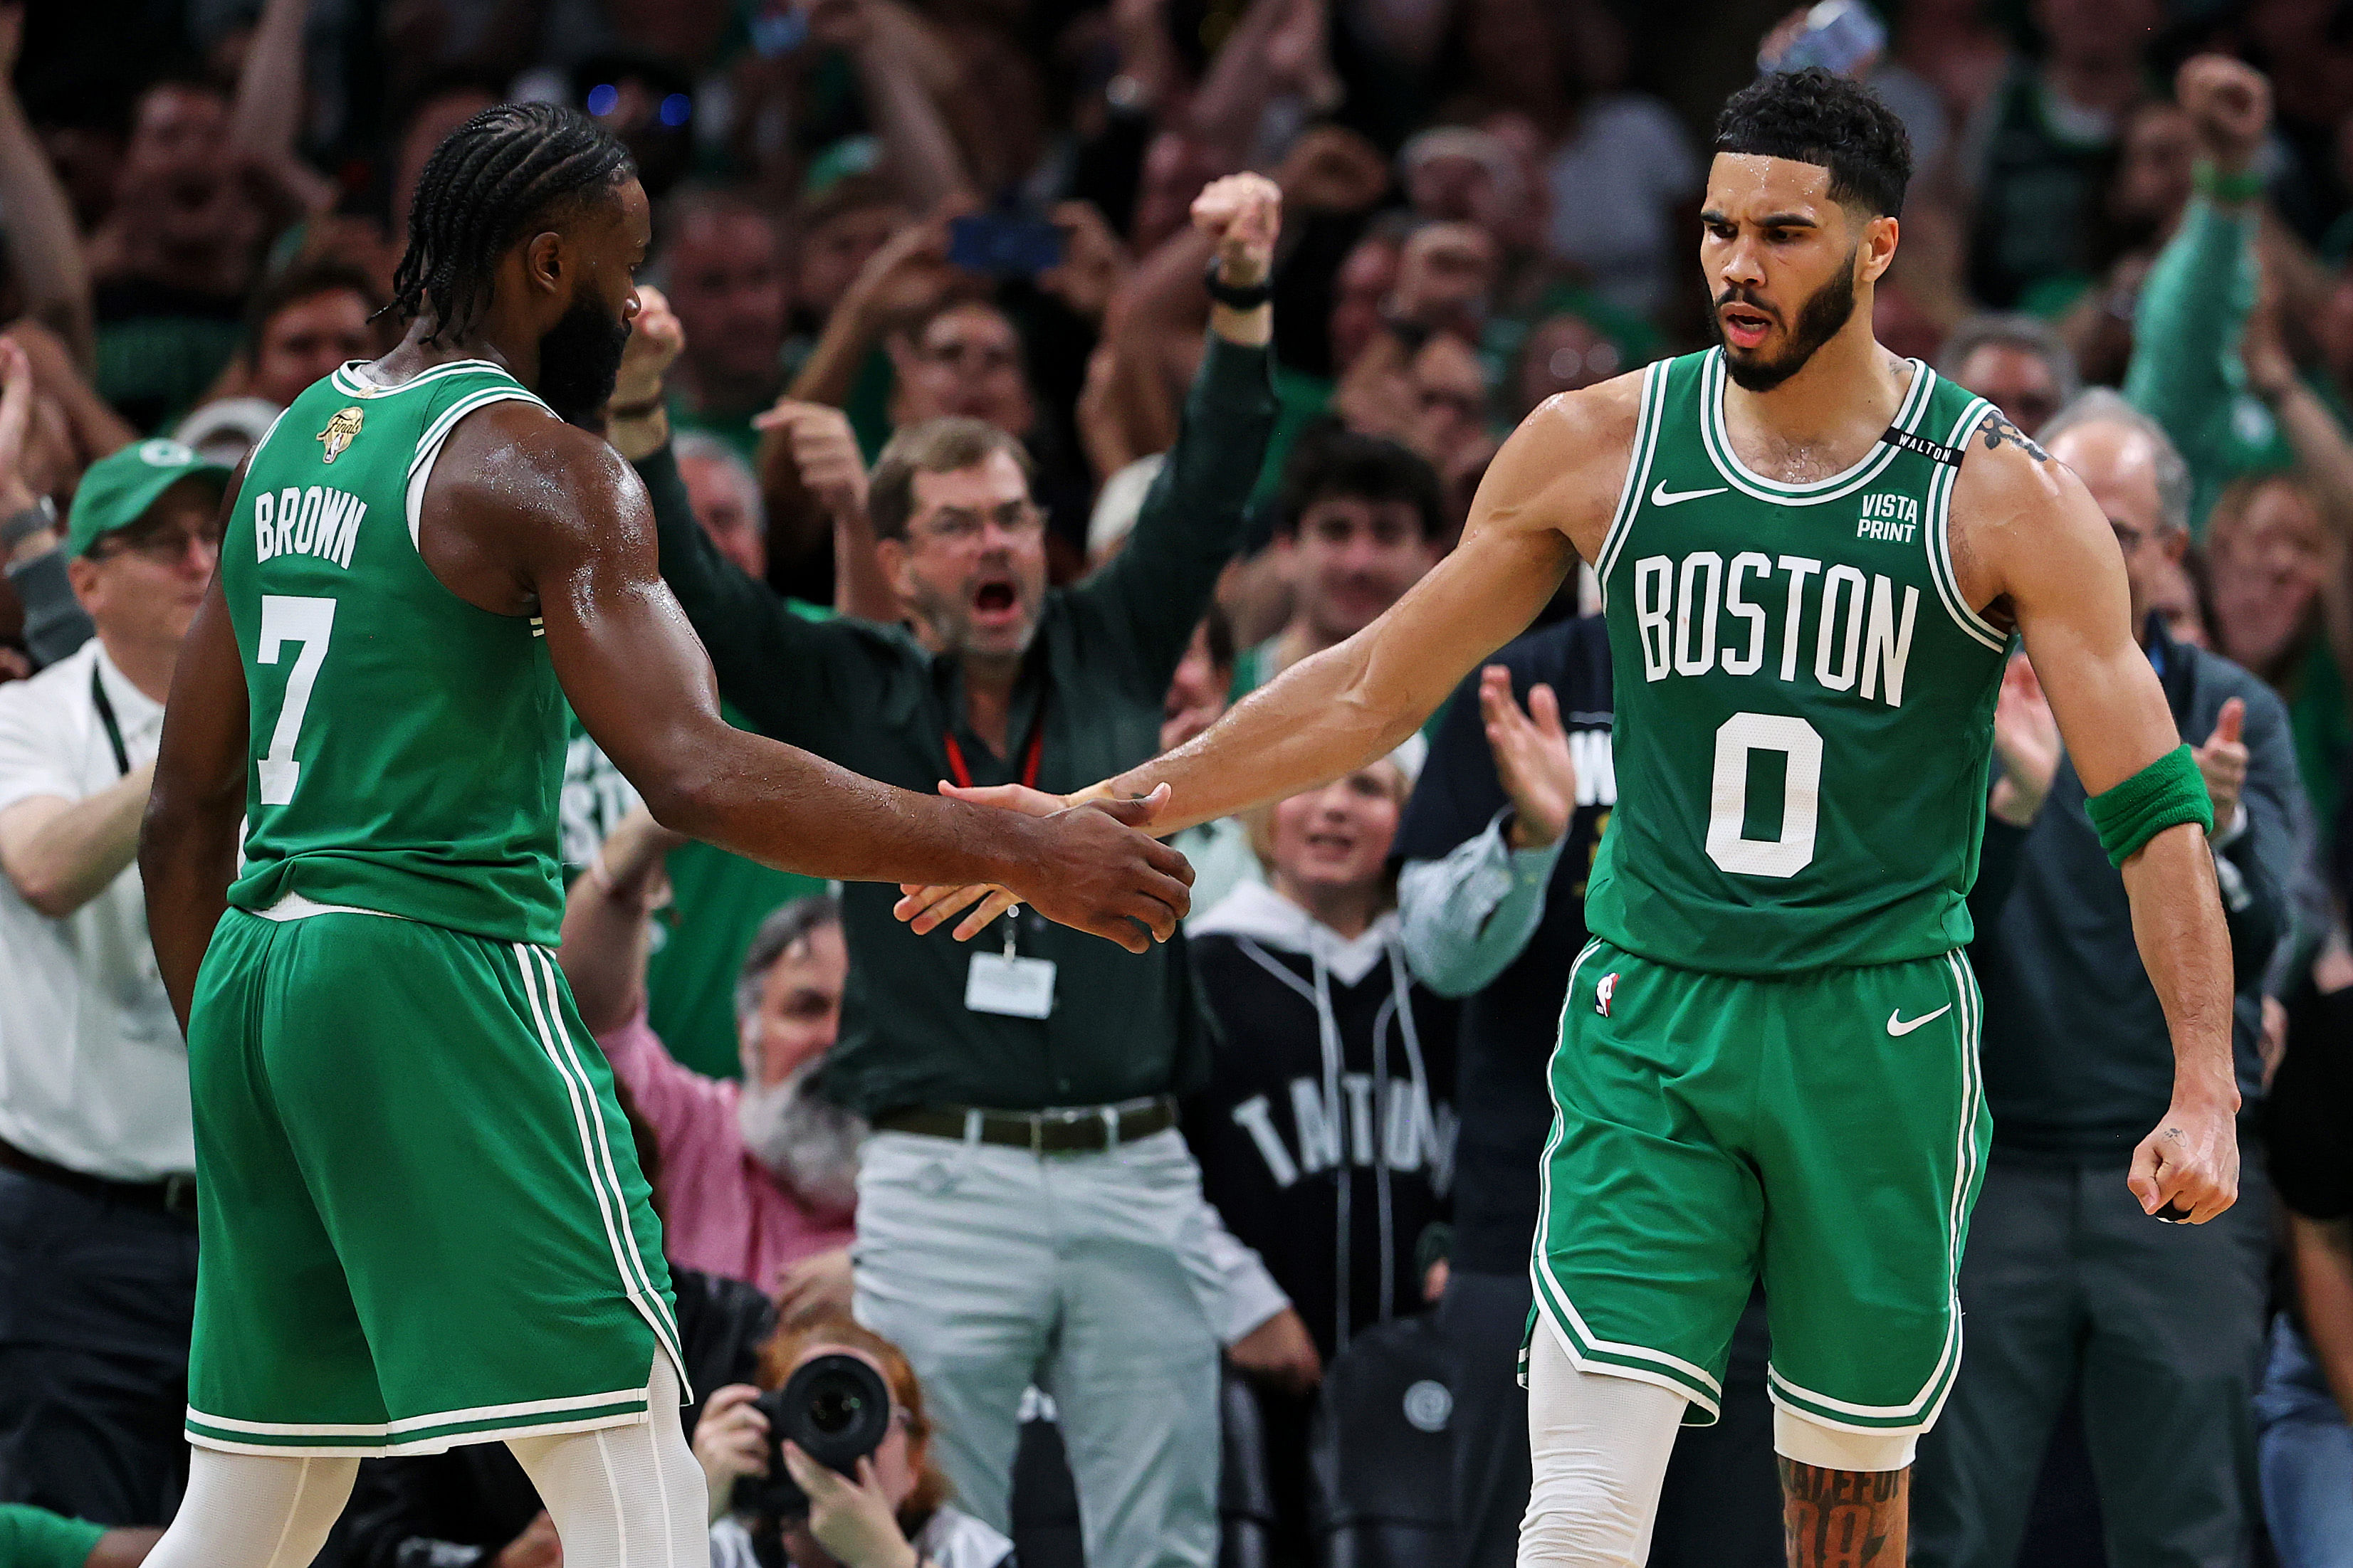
left=387, top=102, right=636, bottom=344
left=1275, top=422, right=1447, bottom=543
left=1713, top=67, right=1912, bottom=219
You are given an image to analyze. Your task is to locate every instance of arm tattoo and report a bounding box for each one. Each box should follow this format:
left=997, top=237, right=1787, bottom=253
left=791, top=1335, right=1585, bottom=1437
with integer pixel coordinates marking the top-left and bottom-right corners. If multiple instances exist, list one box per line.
left=1975, top=407, right=2050, bottom=463
left=1778, top=1458, right=1907, bottom=1568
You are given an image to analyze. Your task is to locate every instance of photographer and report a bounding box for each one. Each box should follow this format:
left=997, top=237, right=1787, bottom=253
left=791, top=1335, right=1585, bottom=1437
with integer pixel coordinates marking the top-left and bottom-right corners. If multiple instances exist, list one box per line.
left=704, top=1315, right=1012, bottom=1568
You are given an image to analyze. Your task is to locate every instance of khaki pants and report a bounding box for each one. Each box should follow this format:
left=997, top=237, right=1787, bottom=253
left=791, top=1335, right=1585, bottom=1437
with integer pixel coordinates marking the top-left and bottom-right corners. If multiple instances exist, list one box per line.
left=853, top=1127, right=1222, bottom=1568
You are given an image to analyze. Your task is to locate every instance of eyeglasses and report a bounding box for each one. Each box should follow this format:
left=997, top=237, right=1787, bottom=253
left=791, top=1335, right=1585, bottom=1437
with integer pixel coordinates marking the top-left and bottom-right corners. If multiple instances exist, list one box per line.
left=94, top=524, right=222, bottom=565
left=916, top=500, right=1045, bottom=545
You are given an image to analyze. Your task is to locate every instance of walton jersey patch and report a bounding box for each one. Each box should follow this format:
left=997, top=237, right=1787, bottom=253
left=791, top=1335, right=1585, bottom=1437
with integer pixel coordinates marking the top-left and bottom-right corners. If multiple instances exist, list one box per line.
left=317, top=406, right=363, bottom=464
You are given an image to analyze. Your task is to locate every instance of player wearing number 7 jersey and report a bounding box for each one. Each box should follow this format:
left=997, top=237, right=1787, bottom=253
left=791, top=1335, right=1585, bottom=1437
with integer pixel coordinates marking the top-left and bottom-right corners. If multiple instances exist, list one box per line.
left=134, top=104, right=1191, bottom=1568
left=896, top=70, right=2239, bottom=1568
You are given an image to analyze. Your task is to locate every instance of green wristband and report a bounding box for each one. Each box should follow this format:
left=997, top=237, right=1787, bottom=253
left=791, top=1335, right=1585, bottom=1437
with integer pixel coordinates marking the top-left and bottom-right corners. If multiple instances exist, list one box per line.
left=2083, top=744, right=2213, bottom=868
left=2192, top=162, right=2265, bottom=204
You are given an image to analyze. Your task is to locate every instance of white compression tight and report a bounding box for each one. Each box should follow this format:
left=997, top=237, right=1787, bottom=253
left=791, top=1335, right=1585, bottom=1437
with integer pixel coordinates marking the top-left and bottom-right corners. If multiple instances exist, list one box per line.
left=503, top=1353, right=709, bottom=1568
left=140, top=1354, right=706, bottom=1568
left=1516, top=1322, right=1689, bottom=1568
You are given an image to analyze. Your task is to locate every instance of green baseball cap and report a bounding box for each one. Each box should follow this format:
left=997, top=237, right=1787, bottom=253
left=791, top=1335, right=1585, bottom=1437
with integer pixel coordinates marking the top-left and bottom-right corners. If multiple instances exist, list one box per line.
left=68, top=438, right=231, bottom=557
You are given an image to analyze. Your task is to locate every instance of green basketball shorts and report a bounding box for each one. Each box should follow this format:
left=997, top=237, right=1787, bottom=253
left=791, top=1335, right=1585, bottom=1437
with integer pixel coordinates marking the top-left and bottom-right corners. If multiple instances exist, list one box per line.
left=1529, top=939, right=1989, bottom=1437
left=182, top=907, right=685, bottom=1458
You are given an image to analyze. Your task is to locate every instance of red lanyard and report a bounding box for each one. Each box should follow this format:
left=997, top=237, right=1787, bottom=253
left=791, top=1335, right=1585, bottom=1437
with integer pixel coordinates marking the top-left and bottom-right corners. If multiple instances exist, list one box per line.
left=942, top=710, right=1045, bottom=791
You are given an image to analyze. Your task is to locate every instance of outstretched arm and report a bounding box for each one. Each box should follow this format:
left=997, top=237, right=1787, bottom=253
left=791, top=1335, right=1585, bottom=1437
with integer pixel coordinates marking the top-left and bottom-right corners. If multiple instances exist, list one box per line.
left=1971, top=426, right=2240, bottom=1223
left=0, top=8, right=93, bottom=365
left=1091, top=386, right=1626, bottom=829
left=227, top=0, right=340, bottom=220
left=896, top=384, right=1632, bottom=937
left=458, top=405, right=1192, bottom=952
left=556, top=806, right=684, bottom=1032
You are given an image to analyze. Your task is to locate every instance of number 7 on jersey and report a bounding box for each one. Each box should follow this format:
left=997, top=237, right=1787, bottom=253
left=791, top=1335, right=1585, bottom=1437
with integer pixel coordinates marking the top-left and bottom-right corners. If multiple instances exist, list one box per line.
left=257, top=594, right=336, bottom=806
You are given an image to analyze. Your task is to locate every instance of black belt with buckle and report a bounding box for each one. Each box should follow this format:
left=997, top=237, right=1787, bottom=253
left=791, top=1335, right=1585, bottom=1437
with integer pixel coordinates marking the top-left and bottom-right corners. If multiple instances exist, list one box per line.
left=876, top=1095, right=1178, bottom=1154
left=0, top=1136, right=196, bottom=1218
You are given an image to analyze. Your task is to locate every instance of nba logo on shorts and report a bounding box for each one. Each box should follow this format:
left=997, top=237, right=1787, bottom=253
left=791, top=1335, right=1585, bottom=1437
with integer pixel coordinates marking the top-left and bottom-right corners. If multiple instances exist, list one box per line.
left=1595, top=973, right=1618, bottom=1017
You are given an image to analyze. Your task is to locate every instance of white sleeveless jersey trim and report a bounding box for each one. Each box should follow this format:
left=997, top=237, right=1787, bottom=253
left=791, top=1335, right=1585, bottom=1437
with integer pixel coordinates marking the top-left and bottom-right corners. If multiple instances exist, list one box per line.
left=247, top=404, right=292, bottom=460
left=402, top=386, right=555, bottom=548
left=408, top=383, right=552, bottom=478
left=327, top=358, right=512, bottom=400
left=1923, top=394, right=2008, bottom=653
left=1697, top=351, right=1936, bottom=506
left=1593, top=363, right=1671, bottom=611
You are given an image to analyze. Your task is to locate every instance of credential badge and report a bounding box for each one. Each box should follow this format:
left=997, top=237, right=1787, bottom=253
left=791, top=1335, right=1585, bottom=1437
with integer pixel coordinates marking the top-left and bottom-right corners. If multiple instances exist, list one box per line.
left=317, top=406, right=364, bottom=464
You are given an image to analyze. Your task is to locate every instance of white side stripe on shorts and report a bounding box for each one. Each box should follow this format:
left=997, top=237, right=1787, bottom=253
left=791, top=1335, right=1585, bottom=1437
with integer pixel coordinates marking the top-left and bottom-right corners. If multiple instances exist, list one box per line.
left=513, top=945, right=687, bottom=1391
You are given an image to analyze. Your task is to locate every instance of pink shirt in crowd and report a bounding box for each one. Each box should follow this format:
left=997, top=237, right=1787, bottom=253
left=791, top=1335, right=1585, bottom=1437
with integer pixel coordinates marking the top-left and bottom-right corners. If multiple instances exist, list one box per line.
left=596, top=1011, right=857, bottom=1290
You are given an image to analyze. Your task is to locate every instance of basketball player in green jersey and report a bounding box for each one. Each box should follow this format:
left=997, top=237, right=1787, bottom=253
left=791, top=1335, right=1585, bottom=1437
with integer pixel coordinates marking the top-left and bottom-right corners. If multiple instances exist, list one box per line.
left=899, top=70, right=2239, bottom=1566
left=134, top=104, right=1191, bottom=1568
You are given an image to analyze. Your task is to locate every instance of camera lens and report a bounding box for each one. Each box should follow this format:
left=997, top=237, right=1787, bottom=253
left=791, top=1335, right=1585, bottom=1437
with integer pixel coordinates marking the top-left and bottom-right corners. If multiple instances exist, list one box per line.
left=734, top=1355, right=891, bottom=1522
left=810, top=1389, right=863, bottom=1433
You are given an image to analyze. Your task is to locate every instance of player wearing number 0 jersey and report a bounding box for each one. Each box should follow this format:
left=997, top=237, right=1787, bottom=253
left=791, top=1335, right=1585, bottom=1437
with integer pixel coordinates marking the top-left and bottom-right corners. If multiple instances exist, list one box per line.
left=137, top=103, right=1192, bottom=1568
left=1546, top=340, right=2009, bottom=1441
left=893, top=68, right=2242, bottom=1567
left=1585, top=344, right=2007, bottom=974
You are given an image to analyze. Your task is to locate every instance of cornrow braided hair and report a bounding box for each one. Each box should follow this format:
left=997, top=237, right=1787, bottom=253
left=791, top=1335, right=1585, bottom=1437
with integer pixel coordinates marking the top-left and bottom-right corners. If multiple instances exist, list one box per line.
left=386, top=102, right=636, bottom=345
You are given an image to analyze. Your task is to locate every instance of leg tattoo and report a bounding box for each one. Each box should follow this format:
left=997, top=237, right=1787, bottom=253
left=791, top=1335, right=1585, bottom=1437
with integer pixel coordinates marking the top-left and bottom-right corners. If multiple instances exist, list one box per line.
left=1778, top=1459, right=1907, bottom=1568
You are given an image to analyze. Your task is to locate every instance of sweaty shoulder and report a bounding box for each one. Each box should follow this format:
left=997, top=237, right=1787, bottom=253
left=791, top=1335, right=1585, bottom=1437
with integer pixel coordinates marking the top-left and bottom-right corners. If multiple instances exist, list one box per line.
left=1946, top=404, right=2100, bottom=617
left=420, top=399, right=655, bottom=616
left=1472, top=369, right=1648, bottom=563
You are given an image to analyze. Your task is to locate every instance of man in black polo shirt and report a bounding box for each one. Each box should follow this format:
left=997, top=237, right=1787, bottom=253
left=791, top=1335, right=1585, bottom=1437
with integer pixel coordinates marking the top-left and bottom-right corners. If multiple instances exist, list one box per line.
left=607, top=175, right=1282, bottom=1568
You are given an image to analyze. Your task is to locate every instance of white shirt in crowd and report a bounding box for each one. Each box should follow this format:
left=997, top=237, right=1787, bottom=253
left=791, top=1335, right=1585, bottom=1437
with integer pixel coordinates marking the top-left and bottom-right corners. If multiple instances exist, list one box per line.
left=0, top=638, right=192, bottom=1180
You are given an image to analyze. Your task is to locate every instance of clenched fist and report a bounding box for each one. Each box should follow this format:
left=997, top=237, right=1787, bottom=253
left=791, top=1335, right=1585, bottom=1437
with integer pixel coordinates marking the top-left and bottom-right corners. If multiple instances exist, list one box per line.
left=1192, top=173, right=1282, bottom=289
left=611, top=283, right=684, bottom=411
left=2176, top=55, right=2271, bottom=176
left=753, top=399, right=869, bottom=520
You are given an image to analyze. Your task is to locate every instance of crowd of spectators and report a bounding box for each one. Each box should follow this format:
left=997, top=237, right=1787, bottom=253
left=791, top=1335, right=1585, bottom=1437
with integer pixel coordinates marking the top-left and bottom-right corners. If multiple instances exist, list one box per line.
left=0, top=0, right=2351, bottom=1565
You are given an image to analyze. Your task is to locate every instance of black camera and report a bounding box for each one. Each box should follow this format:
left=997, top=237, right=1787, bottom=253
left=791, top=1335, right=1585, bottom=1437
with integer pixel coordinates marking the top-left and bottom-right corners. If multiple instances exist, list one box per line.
left=733, top=1352, right=896, bottom=1520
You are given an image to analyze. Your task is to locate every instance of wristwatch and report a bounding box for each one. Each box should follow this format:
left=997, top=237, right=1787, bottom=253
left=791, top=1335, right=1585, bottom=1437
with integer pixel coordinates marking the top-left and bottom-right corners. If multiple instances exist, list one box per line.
left=0, top=494, right=56, bottom=552
left=1202, top=259, right=1274, bottom=310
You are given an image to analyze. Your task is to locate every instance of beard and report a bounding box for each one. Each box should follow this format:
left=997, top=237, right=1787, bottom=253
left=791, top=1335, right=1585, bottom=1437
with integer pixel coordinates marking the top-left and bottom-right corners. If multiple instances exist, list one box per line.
left=738, top=1059, right=867, bottom=1216
left=1715, top=256, right=1859, bottom=393
left=538, top=293, right=634, bottom=426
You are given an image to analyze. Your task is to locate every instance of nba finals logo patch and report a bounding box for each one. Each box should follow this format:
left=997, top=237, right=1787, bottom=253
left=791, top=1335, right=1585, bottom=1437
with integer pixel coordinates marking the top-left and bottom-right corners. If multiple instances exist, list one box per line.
left=1595, top=973, right=1618, bottom=1017
left=317, top=407, right=363, bottom=464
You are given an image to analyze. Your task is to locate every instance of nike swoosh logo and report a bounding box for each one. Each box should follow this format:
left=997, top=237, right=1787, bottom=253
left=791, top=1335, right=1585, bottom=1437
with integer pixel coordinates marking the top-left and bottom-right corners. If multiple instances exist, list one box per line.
left=1887, top=1004, right=1954, bottom=1037
left=1650, top=482, right=1728, bottom=507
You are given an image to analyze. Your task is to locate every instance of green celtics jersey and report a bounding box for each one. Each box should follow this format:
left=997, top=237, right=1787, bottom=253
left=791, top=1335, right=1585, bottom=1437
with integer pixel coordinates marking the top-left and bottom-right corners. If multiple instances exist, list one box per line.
left=221, top=359, right=570, bottom=945
left=1583, top=349, right=2010, bottom=974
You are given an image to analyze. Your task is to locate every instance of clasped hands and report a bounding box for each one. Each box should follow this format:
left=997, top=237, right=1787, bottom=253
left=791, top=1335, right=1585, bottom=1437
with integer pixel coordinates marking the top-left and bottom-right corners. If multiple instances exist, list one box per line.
left=894, top=779, right=1108, bottom=941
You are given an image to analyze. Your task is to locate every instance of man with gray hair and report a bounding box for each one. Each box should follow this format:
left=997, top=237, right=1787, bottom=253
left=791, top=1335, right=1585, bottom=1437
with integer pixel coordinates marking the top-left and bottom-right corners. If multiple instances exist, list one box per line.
left=1910, top=389, right=2302, bottom=1567
left=1939, top=313, right=2082, bottom=438
left=605, top=173, right=1296, bottom=1568
left=556, top=810, right=862, bottom=1303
